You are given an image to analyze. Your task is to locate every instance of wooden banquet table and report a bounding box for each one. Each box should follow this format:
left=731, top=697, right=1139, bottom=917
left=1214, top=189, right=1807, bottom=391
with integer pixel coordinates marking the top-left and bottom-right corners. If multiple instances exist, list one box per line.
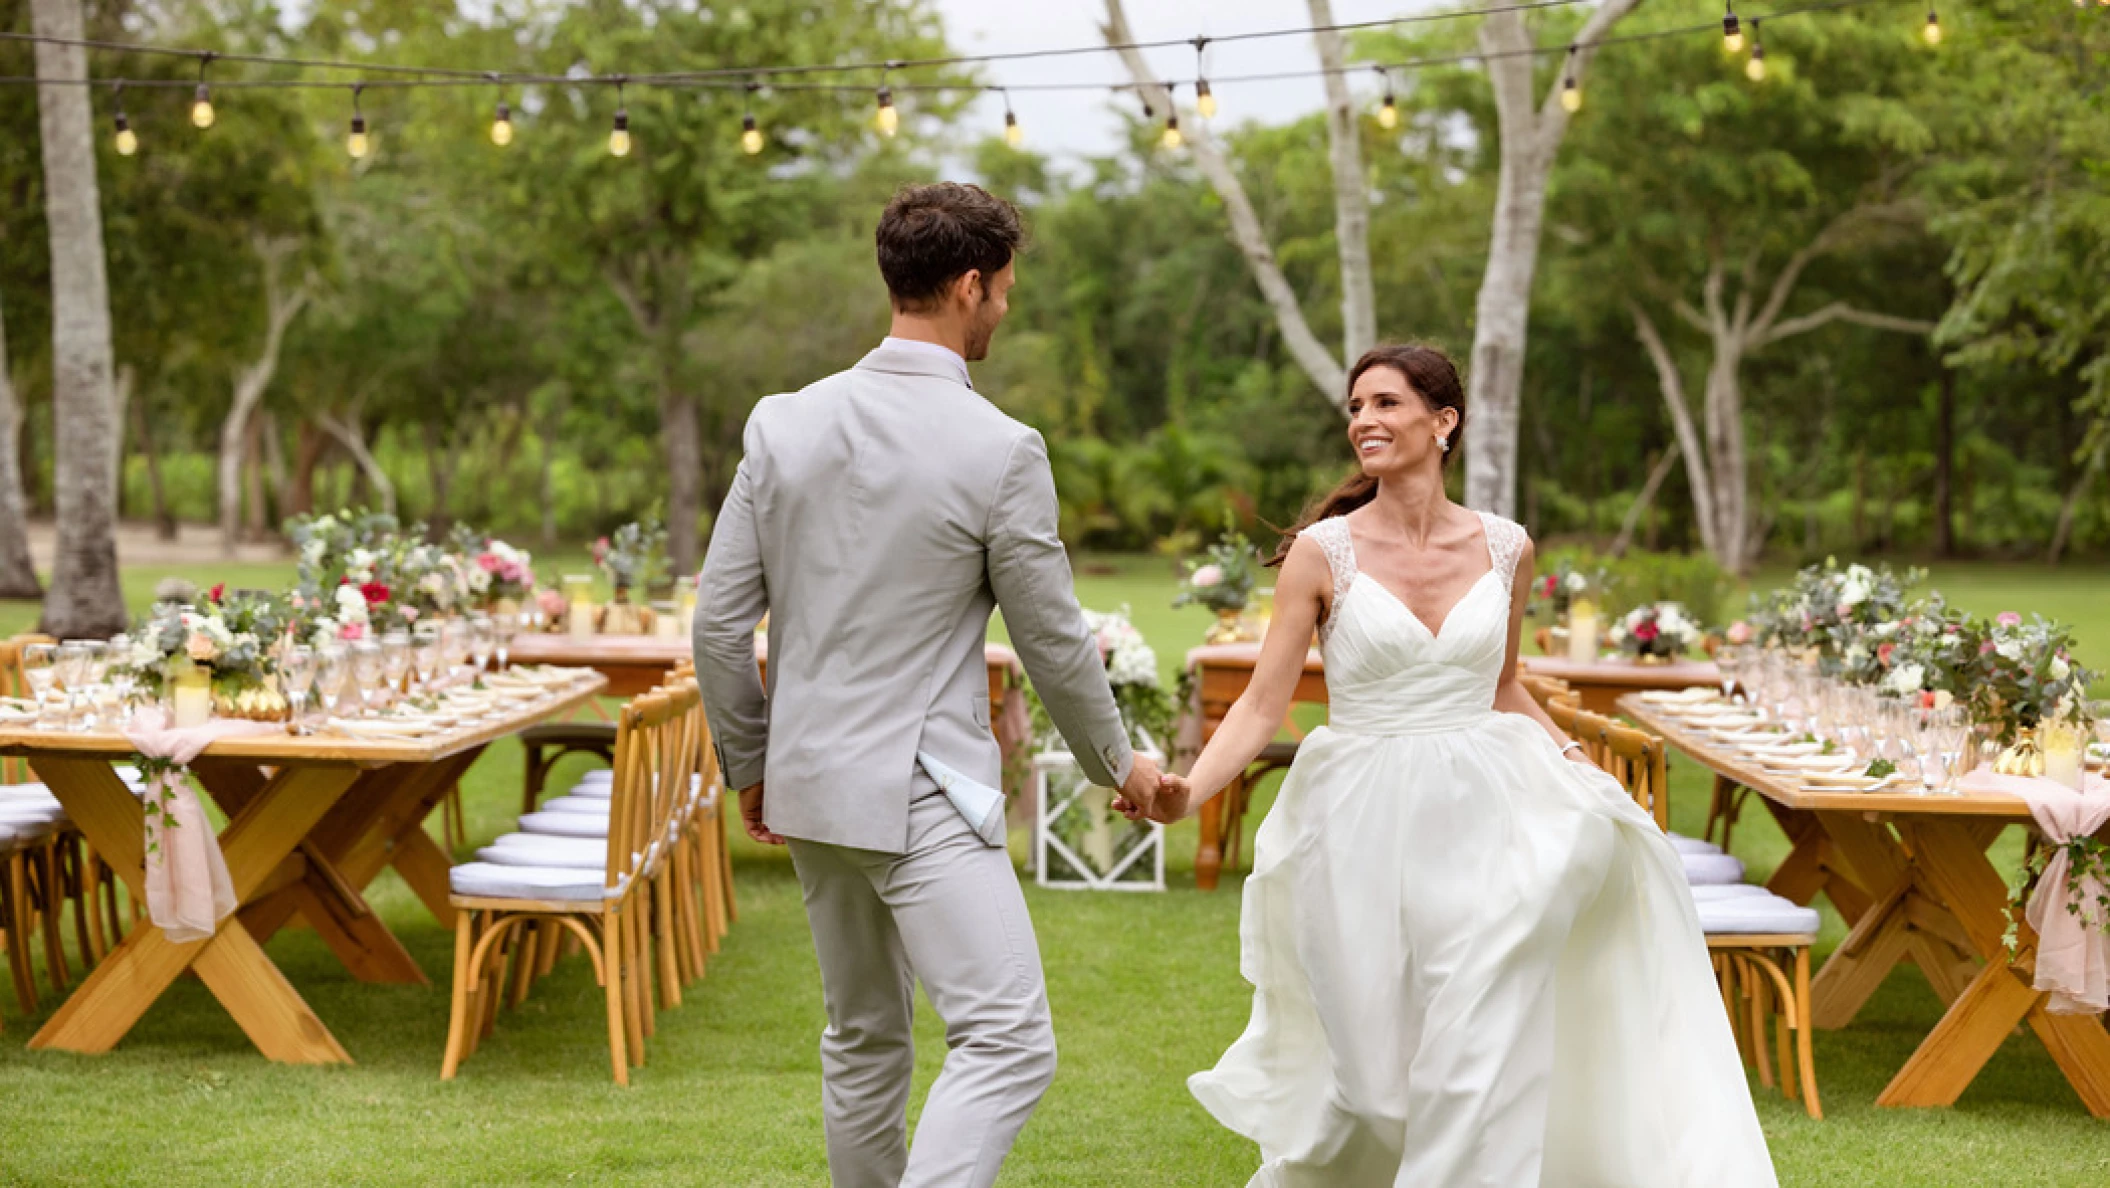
left=1518, top=653, right=1721, bottom=714
left=0, top=672, right=605, bottom=1064
left=1622, top=694, right=2110, bottom=1116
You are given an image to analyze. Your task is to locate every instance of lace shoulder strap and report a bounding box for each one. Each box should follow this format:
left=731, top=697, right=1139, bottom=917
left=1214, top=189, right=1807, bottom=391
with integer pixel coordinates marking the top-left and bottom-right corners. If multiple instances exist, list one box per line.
left=1305, top=517, right=1358, bottom=613
left=1477, top=511, right=1528, bottom=596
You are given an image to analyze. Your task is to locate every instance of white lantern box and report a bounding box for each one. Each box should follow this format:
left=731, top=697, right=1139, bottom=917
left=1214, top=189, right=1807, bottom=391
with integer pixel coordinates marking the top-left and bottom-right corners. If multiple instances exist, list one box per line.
left=1032, top=731, right=1165, bottom=892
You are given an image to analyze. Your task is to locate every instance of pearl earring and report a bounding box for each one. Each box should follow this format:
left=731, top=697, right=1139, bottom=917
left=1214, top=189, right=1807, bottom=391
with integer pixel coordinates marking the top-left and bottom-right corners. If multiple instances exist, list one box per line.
left=1437, top=435, right=1450, bottom=453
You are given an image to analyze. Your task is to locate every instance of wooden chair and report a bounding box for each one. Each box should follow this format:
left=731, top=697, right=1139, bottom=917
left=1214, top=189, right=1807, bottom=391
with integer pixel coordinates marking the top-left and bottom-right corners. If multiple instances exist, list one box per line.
left=1519, top=672, right=1576, bottom=713
left=518, top=721, right=617, bottom=815
left=442, top=689, right=679, bottom=1084
left=1587, top=714, right=1822, bottom=1119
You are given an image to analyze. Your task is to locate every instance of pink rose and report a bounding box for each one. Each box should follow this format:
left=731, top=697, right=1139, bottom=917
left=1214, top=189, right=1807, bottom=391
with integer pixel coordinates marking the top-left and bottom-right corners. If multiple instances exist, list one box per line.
left=536, top=588, right=567, bottom=618
left=340, top=622, right=366, bottom=641
left=1190, top=564, right=1224, bottom=589
left=1726, top=621, right=1752, bottom=645
left=1878, top=642, right=1896, bottom=665
left=185, top=632, right=218, bottom=662
left=478, top=553, right=502, bottom=572
left=401, top=606, right=421, bottom=623
left=1997, top=611, right=2022, bottom=628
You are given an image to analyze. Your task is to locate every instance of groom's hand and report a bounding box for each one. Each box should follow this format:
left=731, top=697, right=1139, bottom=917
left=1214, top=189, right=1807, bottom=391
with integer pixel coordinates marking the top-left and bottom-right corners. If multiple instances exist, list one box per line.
left=1147, top=773, right=1195, bottom=824
left=1113, top=754, right=1162, bottom=820
left=739, top=782, right=786, bottom=846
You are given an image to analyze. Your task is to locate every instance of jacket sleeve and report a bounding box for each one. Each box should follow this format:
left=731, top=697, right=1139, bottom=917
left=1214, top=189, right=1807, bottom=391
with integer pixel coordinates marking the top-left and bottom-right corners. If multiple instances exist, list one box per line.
left=985, top=431, right=1134, bottom=788
left=694, top=421, right=771, bottom=791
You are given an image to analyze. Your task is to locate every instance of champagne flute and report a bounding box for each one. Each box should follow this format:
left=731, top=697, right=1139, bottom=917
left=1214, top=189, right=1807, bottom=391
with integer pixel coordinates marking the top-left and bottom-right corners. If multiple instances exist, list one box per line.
left=20, top=642, right=59, bottom=730
left=56, top=641, right=94, bottom=731
left=469, top=615, right=495, bottom=680
left=281, top=645, right=318, bottom=734
left=412, top=622, right=444, bottom=690
left=380, top=632, right=413, bottom=706
left=442, top=618, right=472, bottom=684
left=490, top=611, right=517, bottom=672
left=315, top=645, right=347, bottom=722
left=350, top=642, right=385, bottom=714
left=107, top=633, right=138, bottom=715
left=1716, top=646, right=1741, bottom=703
left=78, top=640, right=109, bottom=730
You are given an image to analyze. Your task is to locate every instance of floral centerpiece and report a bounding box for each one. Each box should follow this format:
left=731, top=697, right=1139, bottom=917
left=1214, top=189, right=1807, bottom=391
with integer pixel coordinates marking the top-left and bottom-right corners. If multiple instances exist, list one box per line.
left=1763, top=559, right=1922, bottom=673
left=451, top=525, right=535, bottom=611
left=120, top=588, right=291, bottom=720
left=1030, top=606, right=1171, bottom=891
left=1606, top=602, right=1703, bottom=661
left=1531, top=557, right=1605, bottom=622
left=1873, top=594, right=1973, bottom=708
left=389, top=536, right=472, bottom=629
left=593, top=516, right=668, bottom=633
left=1967, top=613, right=2096, bottom=766
left=1174, top=530, right=1260, bottom=643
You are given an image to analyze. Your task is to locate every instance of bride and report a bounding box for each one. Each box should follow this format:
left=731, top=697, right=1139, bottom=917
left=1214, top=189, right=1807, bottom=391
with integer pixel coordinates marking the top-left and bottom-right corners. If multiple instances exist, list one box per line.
left=1133, top=345, right=1778, bottom=1186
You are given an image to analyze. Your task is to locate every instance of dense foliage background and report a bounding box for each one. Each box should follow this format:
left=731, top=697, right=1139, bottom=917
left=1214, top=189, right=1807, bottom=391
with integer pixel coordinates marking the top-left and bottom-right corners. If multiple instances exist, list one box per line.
left=1, top=0, right=2104, bottom=567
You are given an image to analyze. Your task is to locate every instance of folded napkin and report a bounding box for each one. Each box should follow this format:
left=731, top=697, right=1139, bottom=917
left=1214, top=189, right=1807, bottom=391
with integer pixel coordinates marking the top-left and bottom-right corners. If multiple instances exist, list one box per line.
left=1960, top=769, right=2110, bottom=1014
left=123, top=708, right=282, bottom=944
left=916, top=751, right=1007, bottom=848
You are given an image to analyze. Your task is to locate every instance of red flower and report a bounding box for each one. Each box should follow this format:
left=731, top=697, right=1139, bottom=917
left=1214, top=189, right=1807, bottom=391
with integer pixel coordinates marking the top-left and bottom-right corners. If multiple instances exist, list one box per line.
left=208, top=582, right=226, bottom=603
left=1877, top=642, right=1895, bottom=665
left=1540, top=575, right=1556, bottom=597
left=1633, top=621, right=1660, bottom=643
left=360, top=582, right=391, bottom=606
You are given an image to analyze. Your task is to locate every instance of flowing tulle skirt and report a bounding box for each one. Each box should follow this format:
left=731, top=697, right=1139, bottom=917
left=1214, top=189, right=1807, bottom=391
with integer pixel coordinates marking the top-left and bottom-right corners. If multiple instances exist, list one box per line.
left=1188, top=713, right=1777, bottom=1188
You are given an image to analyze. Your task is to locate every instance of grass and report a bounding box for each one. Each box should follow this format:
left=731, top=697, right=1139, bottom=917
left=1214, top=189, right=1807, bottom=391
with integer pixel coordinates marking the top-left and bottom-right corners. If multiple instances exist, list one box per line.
left=2, top=552, right=2110, bottom=1184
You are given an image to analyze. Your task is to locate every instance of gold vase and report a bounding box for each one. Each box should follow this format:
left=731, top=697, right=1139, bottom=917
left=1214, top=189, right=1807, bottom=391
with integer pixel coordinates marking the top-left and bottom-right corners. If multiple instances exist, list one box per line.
left=1993, top=727, right=2046, bottom=778
left=599, top=589, right=645, bottom=636
left=1206, top=607, right=1249, bottom=645
left=212, top=680, right=291, bottom=723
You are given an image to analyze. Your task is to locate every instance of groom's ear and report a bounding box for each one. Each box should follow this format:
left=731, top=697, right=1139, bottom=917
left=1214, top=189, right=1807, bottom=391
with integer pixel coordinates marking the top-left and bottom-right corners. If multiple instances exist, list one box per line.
left=949, top=268, right=985, bottom=309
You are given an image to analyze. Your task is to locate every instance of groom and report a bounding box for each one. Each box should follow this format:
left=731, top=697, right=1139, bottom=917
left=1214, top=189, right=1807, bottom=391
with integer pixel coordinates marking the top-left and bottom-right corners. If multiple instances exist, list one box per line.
left=694, top=182, right=1162, bottom=1188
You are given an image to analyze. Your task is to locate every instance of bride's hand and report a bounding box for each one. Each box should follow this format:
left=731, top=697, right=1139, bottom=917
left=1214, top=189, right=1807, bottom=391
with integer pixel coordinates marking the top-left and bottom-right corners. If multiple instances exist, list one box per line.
left=1113, top=772, right=1198, bottom=823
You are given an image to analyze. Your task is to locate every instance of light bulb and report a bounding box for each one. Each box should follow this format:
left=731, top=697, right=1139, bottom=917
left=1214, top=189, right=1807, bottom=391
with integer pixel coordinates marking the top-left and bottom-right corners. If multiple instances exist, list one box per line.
left=874, top=87, right=898, bottom=137
left=741, top=114, right=764, bottom=155
left=1377, top=94, right=1399, bottom=129
left=1723, top=13, right=1744, bottom=53
left=1160, top=115, right=1182, bottom=150
left=1922, top=11, right=1942, bottom=43
left=491, top=102, right=513, bottom=147
left=610, top=110, right=631, bottom=157
left=347, top=117, right=370, bottom=159
left=1745, top=48, right=1767, bottom=80
left=113, top=113, right=137, bottom=156
left=1004, top=111, right=1023, bottom=147
left=1560, top=79, right=1582, bottom=112
left=191, top=84, right=215, bottom=129
left=1196, top=81, right=1217, bottom=120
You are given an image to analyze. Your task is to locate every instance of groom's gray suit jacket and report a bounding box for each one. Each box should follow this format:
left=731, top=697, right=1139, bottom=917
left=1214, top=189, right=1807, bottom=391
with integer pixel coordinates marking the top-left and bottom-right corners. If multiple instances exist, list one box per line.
left=695, top=342, right=1134, bottom=854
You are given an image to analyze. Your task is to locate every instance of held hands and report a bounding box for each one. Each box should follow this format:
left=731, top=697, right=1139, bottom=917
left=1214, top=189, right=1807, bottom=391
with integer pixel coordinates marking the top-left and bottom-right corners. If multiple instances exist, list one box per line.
left=739, top=782, right=786, bottom=846
left=1112, top=762, right=1197, bottom=826
left=1112, top=753, right=1162, bottom=821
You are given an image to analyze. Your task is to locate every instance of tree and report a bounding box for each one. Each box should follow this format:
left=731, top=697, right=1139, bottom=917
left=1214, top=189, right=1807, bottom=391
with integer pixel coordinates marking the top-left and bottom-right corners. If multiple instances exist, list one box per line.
left=0, top=291, right=40, bottom=597
left=216, top=234, right=312, bottom=552
left=30, top=0, right=124, bottom=636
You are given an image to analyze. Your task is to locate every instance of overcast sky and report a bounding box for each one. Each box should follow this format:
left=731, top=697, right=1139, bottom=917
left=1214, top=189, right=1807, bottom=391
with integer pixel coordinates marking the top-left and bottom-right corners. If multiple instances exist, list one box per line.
left=928, top=1, right=1441, bottom=164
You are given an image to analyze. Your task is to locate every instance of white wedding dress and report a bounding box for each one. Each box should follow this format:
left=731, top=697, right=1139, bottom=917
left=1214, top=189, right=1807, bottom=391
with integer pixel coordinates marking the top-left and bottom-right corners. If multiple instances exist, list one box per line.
left=1189, top=513, right=1777, bottom=1187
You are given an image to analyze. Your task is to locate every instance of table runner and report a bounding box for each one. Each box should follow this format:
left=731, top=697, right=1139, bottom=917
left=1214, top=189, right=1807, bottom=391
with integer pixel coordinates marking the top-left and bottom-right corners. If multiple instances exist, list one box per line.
left=1960, top=768, right=2110, bottom=1014
left=122, top=708, right=282, bottom=943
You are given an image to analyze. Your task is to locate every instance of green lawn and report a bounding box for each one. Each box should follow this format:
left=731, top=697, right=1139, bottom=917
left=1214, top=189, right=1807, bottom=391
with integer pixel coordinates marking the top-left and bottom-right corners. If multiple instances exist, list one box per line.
left=2, top=553, right=2110, bottom=1184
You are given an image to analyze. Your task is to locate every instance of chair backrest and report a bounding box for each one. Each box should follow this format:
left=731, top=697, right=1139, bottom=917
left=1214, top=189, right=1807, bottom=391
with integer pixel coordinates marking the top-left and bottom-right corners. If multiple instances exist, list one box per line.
left=604, top=690, right=677, bottom=891
left=1589, top=714, right=1673, bottom=832
left=1546, top=697, right=1581, bottom=737
left=1, top=634, right=56, bottom=785
left=1520, top=672, right=1576, bottom=712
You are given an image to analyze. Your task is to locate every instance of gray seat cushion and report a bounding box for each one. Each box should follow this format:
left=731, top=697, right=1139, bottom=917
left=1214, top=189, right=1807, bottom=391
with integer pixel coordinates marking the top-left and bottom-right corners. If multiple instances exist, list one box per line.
left=1697, top=893, right=1821, bottom=936
left=1667, top=832, right=1722, bottom=856
left=449, top=861, right=624, bottom=901
left=1689, top=883, right=1770, bottom=902
left=569, top=782, right=613, bottom=800
left=517, top=811, right=610, bottom=839
left=1682, top=851, right=1746, bottom=886
left=539, top=795, right=612, bottom=816
left=478, top=833, right=612, bottom=870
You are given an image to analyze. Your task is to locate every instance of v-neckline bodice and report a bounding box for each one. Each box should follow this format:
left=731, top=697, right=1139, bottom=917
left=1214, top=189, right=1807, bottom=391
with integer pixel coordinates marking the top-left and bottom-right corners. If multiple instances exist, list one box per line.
left=1346, top=515, right=1497, bottom=642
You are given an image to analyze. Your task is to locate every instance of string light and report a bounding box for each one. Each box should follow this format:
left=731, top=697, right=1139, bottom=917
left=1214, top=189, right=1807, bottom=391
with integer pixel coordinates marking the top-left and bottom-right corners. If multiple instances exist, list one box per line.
left=1723, top=2, right=1745, bottom=53
left=490, top=99, right=513, bottom=146
left=1001, top=88, right=1023, bottom=148
left=111, top=83, right=137, bottom=155
left=874, top=84, right=898, bottom=137
left=1745, top=22, right=1767, bottom=80
left=190, top=55, right=215, bottom=128
left=609, top=81, right=631, bottom=157
left=1560, top=47, right=1582, bottom=112
left=1374, top=67, right=1398, bottom=129
left=1160, top=109, right=1183, bottom=150
left=1193, top=37, right=1216, bottom=120
left=741, top=82, right=764, bottom=154
left=1921, top=7, right=1942, bottom=44
left=346, top=86, right=369, bottom=158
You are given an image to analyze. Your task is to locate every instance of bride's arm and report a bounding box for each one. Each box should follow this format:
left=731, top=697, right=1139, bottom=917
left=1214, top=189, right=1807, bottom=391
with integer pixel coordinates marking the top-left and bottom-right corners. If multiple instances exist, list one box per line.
left=1141, top=534, right=1330, bottom=819
left=1491, top=538, right=1594, bottom=766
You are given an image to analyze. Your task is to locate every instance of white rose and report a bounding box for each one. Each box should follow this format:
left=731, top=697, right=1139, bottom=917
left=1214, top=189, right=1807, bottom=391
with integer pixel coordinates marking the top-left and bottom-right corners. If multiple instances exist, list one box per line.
left=302, top=539, right=326, bottom=565
left=1565, top=573, right=1588, bottom=594
left=2050, top=656, right=2071, bottom=682
left=1838, top=577, right=1870, bottom=608
left=1931, top=689, right=1955, bottom=710
left=1109, top=644, right=1158, bottom=687
left=1875, top=621, right=1899, bottom=638
left=1997, top=640, right=2025, bottom=663
left=1885, top=663, right=1924, bottom=695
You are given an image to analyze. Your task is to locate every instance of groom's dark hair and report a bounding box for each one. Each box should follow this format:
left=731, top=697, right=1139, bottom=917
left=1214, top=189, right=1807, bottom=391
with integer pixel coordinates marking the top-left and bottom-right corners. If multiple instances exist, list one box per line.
left=876, top=182, right=1025, bottom=313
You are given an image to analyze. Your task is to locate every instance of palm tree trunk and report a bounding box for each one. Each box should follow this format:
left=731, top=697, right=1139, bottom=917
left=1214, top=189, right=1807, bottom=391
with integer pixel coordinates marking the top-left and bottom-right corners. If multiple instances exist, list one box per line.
left=0, top=292, right=45, bottom=598
left=31, top=0, right=125, bottom=636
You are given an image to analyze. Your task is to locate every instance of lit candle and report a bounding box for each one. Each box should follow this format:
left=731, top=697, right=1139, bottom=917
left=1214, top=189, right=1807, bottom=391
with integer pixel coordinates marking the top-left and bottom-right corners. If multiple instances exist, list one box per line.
left=677, top=587, right=698, bottom=637
left=654, top=601, right=680, bottom=639
left=564, top=574, right=597, bottom=639
left=2043, top=720, right=2086, bottom=790
left=1567, top=598, right=1600, bottom=663
left=172, top=667, right=212, bottom=728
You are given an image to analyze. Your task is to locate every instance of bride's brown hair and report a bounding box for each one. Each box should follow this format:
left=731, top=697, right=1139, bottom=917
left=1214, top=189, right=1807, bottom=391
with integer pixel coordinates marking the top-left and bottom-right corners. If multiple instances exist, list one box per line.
left=1267, top=344, right=1466, bottom=567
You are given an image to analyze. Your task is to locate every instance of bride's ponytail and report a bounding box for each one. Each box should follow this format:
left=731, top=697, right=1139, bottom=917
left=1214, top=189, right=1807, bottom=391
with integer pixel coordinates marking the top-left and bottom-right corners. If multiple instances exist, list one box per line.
left=1266, top=344, right=1466, bottom=568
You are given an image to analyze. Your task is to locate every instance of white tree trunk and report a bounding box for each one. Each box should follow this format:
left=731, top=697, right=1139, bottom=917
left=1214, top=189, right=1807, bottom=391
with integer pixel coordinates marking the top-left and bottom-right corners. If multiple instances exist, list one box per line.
left=1462, top=2, right=1643, bottom=517
left=318, top=412, right=395, bottom=515
left=1309, top=0, right=1376, bottom=365
left=31, top=0, right=126, bottom=636
left=0, top=292, right=43, bottom=598
left=218, top=236, right=311, bottom=555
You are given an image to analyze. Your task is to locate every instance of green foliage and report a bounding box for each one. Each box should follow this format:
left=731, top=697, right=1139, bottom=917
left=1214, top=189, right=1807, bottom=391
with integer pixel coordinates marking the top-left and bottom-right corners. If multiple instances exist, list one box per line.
left=1536, top=545, right=1735, bottom=626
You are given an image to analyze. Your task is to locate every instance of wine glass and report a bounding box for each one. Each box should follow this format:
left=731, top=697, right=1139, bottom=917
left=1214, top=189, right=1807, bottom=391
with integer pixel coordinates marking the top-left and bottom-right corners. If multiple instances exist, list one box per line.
left=1715, top=646, right=1742, bottom=703
left=412, top=622, right=444, bottom=690
left=379, top=632, right=413, bottom=706
left=1931, top=705, right=1970, bottom=795
left=106, top=633, right=138, bottom=715
left=490, top=611, right=518, bottom=671
left=280, top=645, right=318, bottom=734
left=56, top=641, right=94, bottom=731
left=78, top=640, right=109, bottom=730
left=442, top=618, right=472, bottom=684
left=19, top=642, right=58, bottom=730
left=315, top=645, right=347, bottom=721
left=350, top=641, right=385, bottom=714
left=469, top=615, right=495, bottom=680
left=2087, top=700, right=2110, bottom=774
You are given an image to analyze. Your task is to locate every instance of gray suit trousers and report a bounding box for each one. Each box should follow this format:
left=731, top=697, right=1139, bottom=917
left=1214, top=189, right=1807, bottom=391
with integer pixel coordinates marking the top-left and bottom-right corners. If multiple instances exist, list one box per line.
left=788, top=791, right=1057, bottom=1188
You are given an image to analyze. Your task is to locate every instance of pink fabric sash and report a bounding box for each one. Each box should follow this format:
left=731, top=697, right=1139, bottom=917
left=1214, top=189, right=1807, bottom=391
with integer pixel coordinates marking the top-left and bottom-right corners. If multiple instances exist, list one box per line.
left=1960, top=768, right=2110, bottom=1014
left=123, top=709, right=282, bottom=944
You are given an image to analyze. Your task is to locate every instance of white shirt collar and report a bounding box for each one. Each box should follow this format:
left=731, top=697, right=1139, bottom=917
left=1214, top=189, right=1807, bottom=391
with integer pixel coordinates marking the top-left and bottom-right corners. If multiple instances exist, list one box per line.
left=880, top=336, right=972, bottom=389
